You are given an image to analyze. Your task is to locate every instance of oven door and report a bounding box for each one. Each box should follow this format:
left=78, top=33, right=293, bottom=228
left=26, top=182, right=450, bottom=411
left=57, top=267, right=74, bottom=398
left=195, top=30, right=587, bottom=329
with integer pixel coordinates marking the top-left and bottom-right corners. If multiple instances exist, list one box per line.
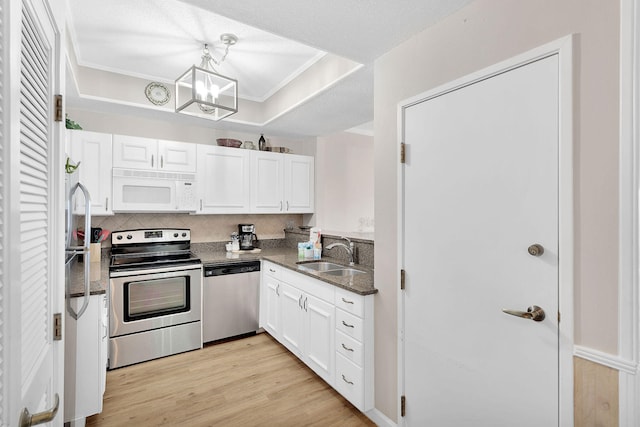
left=109, top=264, right=202, bottom=338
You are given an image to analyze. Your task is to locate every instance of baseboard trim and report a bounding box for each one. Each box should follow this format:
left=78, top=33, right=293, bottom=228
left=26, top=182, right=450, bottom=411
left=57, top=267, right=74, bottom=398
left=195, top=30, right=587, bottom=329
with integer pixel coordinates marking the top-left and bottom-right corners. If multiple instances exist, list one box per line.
left=365, top=408, right=397, bottom=427
left=574, top=345, right=638, bottom=374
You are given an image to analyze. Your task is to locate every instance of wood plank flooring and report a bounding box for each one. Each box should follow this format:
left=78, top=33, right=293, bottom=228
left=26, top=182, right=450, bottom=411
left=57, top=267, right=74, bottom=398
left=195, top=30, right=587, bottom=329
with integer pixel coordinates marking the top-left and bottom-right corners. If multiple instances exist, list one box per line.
left=86, top=333, right=375, bottom=426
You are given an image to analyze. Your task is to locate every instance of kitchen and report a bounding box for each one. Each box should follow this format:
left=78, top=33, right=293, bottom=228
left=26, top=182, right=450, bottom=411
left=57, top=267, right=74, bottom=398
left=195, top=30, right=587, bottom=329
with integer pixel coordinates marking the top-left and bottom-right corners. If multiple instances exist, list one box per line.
left=1, top=0, right=634, bottom=427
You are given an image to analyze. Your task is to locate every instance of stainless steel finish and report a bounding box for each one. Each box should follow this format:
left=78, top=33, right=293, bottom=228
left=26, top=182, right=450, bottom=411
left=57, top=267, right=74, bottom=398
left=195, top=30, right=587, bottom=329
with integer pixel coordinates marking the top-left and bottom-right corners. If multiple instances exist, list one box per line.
left=19, top=393, right=59, bottom=427
left=297, top=261, right=345, bottom=272
left=109, top=321, right=201, bottom=369
left=109, top=262, right=202, bottom=278
left=65, top=181, right=91, bottom=320
left=325, top=237, right=356, bottom=266
left=109, top=266, right=202, bottom=337
left=527, top=243, right=544, bottom=256
left=111, top=228, right=190, bottom=245
left=202, top=263, right=260, bottom=343
left=320, top=268, right=366, bottom=277
left=502, top=305, right=546, bottom=322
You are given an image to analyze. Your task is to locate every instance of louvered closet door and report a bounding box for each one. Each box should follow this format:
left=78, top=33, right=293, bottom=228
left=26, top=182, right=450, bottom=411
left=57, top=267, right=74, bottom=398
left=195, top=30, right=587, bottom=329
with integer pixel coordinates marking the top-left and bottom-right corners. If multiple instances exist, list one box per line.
left=3, top=0, right=62, bottom=425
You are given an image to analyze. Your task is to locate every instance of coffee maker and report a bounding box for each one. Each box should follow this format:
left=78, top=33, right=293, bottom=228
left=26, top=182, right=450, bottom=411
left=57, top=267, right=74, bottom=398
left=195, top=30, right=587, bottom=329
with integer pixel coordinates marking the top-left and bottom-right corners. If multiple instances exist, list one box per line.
left=238, top=224, right=258, bottom=250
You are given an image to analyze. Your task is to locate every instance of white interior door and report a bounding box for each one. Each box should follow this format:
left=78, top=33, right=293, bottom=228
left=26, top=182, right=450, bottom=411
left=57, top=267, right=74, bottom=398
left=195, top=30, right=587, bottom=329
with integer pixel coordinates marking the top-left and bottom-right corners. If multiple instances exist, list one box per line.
left=3, top=0, right=63, bottom=425
left=402, top=55, right=560, bottom=426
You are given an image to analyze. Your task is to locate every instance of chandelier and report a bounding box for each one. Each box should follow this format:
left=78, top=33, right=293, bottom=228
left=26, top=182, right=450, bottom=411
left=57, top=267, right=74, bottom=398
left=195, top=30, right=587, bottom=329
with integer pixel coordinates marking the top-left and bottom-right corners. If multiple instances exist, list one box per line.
left=175, top=34, right=238, bottom=121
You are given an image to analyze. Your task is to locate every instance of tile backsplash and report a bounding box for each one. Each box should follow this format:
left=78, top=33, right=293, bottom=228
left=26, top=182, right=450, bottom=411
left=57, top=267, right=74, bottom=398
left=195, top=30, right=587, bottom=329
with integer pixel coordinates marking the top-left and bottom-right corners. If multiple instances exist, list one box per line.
left=91, top=213, right=303, bottom=246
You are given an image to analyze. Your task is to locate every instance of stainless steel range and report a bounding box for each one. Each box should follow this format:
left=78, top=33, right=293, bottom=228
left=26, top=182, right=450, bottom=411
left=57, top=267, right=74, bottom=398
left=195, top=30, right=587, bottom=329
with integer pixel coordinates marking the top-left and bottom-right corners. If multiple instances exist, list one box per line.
left=108, top=228, right=202, bottom=369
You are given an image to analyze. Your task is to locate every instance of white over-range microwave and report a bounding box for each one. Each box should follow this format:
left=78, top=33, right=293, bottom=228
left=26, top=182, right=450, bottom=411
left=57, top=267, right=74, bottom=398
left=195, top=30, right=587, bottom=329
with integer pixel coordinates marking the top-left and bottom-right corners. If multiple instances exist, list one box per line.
left=112, top=168, right=197, bottom=212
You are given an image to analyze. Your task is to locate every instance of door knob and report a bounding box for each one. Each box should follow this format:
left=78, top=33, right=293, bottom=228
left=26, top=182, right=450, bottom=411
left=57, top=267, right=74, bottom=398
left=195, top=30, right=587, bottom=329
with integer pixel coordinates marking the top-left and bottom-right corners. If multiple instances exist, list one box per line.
left=19, top=393, right=59, bottom=427
left=502, top=305, right=546, bottom=322
left=527, top=244, right=544, bottom=256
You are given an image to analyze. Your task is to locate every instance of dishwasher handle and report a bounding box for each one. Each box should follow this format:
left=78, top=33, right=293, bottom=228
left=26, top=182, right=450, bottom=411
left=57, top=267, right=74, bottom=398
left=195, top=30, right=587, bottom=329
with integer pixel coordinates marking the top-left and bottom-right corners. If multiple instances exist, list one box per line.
left=204, top=262, right=261, bottom=277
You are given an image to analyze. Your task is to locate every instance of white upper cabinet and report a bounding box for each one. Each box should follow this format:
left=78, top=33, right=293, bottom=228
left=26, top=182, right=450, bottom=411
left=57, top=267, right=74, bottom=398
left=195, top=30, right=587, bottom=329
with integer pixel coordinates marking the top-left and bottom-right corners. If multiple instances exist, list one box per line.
left=250, top=151, right=284, bottom=213
left=251, top=152, right=314, bottom=213
left=113, top=134, right=196, bottom=172
left=195, top=144, right=251, bottom=214
left=68, top=130, right=113, bottom=216
left=285, top=154, right=314, bottom=213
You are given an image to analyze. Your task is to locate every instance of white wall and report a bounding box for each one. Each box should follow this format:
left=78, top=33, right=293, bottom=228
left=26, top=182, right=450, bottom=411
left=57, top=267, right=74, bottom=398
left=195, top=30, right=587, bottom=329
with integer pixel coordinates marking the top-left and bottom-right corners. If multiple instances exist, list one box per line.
left=313, top=131, right=374, bottom=233
left=374, top=0, right=620, bottom=421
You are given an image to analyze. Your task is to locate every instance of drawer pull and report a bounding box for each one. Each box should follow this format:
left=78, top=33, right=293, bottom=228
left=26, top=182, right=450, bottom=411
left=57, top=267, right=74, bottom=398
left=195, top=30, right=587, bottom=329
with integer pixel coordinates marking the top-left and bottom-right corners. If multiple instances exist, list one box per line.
left=341, top=297, right=354, bottom=305
left=342, top=320, right=355, bottom=328
left=342, top=374, right=354, bottom=385
left=275, top=284, right=280, bottom=296
left=341, top=343, right=354, bottom=352
left=269, top=268, right=276, bottom=273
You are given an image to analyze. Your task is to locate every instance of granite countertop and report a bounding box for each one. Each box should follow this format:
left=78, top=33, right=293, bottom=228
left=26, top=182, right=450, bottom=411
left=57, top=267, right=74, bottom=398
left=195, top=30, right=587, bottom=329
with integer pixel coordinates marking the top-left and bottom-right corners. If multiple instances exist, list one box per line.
left=195, top=247, right=377, bottom=296
left=67, top=256, right=110, bottom=298
left=68, top=246, right=377, bottom=299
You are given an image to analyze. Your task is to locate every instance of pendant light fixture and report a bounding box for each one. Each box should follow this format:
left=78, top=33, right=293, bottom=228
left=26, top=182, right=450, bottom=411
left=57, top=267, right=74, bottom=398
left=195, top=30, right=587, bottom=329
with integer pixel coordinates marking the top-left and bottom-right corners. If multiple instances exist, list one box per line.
left=175, top=34, right=238, bottom=121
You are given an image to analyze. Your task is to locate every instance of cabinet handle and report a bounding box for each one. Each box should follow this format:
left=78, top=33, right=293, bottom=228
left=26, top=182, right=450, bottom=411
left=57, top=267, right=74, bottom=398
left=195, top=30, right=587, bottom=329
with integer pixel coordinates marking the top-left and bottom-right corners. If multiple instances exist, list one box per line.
left=105, top=197, right=109, bottom=211
left=286, top=201, right=290, bottom=211
left=298, top=295, right=303, bottom=309
left=303, top=297, right=308, bottom=312
left=200, top=199, right=203, bottom=211
left=341, top=297, right=354, bottom=305
left=342, top=320, right=355, bottom=328
left=279, top=201, right=283, bottom=211
left=161, top=155, right=164, bottom=168
left=151, top=154, right=154, bottom=168
left=341, top=374, right=354, bottom=385
left=341, top=343, right=354, bottom=352
left=275, top=284, right=280, bottom=296
left=269, top=268, right=276, bottom=273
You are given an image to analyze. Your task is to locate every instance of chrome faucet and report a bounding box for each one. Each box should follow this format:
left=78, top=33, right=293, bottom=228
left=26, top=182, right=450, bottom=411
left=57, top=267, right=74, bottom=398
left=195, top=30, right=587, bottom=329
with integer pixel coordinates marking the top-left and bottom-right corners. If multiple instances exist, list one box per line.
left=325, top=237, right=356, bottom=266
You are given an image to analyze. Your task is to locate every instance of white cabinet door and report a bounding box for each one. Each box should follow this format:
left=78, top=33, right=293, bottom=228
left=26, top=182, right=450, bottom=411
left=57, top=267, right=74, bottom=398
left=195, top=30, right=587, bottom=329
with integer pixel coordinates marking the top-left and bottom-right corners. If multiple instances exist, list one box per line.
left=260, top=273, right=281, bottom=338
left=284, top=154, right=314, bottom=213
left=64, top=295, right=106, bottom=423
left=196, top=144, right=250, bottom=213
left=158, top=139, right=197, bottom=172
left=279, top=282, right=305, bottom=358
left=250, top=151, right=284, bottom=213
left=112, top=134, right=157, bottom=169
left=304, top=294, right=335, bottom=384
left=69, top=130, right=113, bottom=215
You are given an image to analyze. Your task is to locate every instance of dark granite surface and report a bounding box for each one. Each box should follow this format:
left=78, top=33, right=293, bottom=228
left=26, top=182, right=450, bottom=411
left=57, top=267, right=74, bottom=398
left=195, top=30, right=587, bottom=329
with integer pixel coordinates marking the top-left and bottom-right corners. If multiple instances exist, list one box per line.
left=68, top=245, right=377, bottom=299
left=194, top=247, right=377, bottom=296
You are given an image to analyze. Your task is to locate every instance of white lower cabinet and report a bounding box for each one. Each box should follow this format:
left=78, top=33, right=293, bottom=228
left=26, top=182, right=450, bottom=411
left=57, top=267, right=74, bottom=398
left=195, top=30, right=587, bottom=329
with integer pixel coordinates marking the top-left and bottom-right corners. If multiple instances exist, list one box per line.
left=64, top=294, right=108, bottom=425
left=259, top=261, right=373, bottom=412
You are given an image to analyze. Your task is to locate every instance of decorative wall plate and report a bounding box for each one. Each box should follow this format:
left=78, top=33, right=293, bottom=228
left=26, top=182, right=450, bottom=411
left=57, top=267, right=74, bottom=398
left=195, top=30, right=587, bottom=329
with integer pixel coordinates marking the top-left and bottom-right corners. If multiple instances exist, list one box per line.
left=144, top=82, right=171, bottom=106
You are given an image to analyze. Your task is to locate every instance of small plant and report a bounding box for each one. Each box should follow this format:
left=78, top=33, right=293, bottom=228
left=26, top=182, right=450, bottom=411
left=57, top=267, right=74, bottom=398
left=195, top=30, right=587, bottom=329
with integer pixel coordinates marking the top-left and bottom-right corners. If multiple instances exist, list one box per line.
left=65, top=157, right=80, bottom=174
left=65, top=114, right=82, bottom=130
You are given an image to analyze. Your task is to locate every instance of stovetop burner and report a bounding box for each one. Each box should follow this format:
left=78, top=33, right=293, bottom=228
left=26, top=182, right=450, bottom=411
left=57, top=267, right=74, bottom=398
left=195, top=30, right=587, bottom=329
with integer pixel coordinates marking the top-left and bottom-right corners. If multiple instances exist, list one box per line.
left=109, top=228, right=201, bottom=272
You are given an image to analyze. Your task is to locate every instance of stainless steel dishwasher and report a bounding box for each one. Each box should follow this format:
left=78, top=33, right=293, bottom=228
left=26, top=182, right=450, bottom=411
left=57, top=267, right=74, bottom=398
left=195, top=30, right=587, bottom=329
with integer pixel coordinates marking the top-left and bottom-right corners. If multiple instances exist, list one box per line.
left=203, top=261, right=261, bottom=343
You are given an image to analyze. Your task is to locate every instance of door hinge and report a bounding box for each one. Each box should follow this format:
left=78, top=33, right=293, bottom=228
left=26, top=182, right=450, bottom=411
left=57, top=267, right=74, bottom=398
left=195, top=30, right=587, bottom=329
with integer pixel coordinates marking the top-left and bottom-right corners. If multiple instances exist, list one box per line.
left=558, top=311, right=561, bottom=323
left=53, top=313, right=62, bottom=341
left=401, top=395, right=406, bottom=417
left=400, top=143, right=406, bottom=164
left=400, top=269, right=405, bottom=290
left=54, top=94, right=63, bottom=122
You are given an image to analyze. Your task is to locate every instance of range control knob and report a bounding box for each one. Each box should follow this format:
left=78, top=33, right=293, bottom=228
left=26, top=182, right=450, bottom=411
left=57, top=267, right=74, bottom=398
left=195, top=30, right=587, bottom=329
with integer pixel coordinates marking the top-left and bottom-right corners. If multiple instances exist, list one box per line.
left=116, top=235, right=123, bottom=240
left=126, top=234, right=133, bottom=240
left=174, top=233, right=179, bottom=238
left=182, top=232, right=187, bottom=237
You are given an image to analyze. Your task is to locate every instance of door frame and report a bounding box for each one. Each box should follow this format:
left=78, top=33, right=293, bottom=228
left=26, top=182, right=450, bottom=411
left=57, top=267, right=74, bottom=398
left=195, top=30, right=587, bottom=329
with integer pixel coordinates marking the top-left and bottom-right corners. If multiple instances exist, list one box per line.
left=397, top=35, right=574, bottom=426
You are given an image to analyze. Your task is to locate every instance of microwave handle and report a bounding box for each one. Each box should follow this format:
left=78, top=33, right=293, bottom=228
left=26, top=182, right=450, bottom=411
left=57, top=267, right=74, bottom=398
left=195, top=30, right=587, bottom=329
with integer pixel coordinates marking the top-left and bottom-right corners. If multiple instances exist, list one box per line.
left=65, top=182, right=92, bottom=320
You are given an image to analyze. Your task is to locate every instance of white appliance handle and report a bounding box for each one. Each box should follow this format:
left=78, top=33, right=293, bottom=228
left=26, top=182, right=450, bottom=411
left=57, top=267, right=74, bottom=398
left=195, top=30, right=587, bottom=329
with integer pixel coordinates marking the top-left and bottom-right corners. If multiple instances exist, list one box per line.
left=66, top=181, right=92, bottom=320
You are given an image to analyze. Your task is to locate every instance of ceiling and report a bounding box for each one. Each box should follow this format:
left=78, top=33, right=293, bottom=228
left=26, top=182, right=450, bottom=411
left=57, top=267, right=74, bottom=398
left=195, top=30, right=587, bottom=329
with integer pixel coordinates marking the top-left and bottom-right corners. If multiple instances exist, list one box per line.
left=66, top=0, right=475, bottom=138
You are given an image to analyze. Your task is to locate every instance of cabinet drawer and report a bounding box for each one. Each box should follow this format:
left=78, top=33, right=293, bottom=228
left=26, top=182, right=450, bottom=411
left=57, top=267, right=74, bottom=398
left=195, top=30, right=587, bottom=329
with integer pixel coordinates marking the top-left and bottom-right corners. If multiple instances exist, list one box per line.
left=262, top=261, right=283, bottom=280
left=336, top=309, right=363, bottom=341
left=335, top=353, right=364, bottom=410
left=336, top=330, right=363, bottom=366
left=334, top=287, right=364, bottom=317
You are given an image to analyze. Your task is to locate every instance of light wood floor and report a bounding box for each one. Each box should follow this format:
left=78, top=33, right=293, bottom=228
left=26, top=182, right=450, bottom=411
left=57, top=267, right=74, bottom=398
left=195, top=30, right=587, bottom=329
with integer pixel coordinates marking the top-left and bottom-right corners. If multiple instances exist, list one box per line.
left=86, top=333, right=375, bottom=426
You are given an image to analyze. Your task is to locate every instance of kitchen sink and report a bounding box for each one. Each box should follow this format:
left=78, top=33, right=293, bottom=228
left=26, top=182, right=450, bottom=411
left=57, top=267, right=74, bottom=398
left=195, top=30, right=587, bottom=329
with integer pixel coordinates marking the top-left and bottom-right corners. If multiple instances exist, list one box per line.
left=320, top=268, right=367, bottom=277
left=297, top=262, right=346, bottom=272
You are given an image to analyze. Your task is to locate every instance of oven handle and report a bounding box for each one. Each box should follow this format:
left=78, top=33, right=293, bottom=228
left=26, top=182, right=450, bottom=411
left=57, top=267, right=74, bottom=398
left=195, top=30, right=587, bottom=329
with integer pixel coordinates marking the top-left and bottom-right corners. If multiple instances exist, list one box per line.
left=109, top=263, right=203, bottom=278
